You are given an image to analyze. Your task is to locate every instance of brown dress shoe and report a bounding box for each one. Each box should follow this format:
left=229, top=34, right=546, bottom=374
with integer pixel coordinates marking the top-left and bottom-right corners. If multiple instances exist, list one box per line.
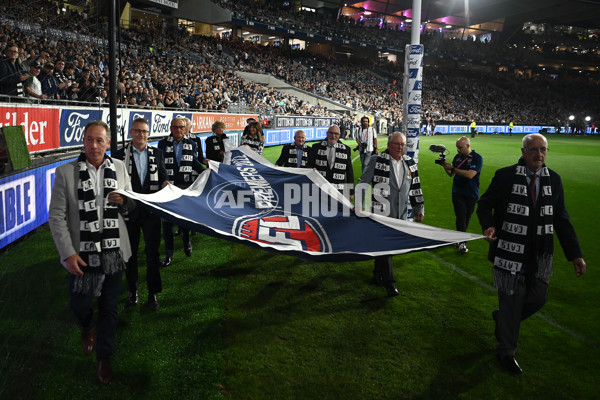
left=98, top=360, right=112, bottom=384
left=81, top=329, right=95, bottom=356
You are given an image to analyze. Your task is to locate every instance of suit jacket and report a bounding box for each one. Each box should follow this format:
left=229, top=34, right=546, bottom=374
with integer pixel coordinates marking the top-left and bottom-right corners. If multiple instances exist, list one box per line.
left=477, top=163, right=582, bottom=263
left=48, top=157, right=135, bottom=268
left=360, top=155, right=417, bottom=220
left=157, top=137, right=205, bottom=188
left=113, top=145, right=168, bottom=221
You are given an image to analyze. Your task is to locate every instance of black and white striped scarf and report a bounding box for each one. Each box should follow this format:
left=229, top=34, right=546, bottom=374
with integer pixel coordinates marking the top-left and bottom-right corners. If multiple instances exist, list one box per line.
left=313, top=141, right=349, bottom=191
left=241, top=134, right=265, bottom=155
left=123, top=141, right=160, bottom=192
left=75, top=152, right=124, bottom=296
left=281, top=144, right=310, bottom=167
left=371, top=151, right=424, bottom=216
left=163, top=135, right=194, bottom=184
left=493, top=159, right=554, bottom=294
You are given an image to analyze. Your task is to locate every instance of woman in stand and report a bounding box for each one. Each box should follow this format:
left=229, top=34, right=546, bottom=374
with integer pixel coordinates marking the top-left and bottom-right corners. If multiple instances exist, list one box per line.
left=241, top=121, right=265, bottom=155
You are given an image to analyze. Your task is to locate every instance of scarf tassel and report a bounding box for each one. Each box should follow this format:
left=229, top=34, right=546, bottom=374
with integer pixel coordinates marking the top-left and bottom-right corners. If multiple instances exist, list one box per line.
left=493, top=267, right=519, bottom=295
left=72, top=251, right=124, bottom=296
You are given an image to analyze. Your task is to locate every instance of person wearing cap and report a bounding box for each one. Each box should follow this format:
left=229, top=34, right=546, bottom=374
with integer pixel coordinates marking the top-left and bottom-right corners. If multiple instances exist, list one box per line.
left=78, top=66, right=97, bottom=103
left=24, top=61, right=46, bottom=100
left=40, top=62, right=61, bottom=100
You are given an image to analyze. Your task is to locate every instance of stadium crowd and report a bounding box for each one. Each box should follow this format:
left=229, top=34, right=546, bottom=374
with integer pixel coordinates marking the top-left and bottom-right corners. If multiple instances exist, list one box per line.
left=0, top=0, right=599, bottom=129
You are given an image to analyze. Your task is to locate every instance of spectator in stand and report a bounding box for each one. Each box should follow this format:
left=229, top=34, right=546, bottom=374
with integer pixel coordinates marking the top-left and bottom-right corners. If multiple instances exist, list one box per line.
left=24, top=61, right=46, bottom=101
left=0, top=43, right=29, bottom=96
left=78, top=66, right=97, bottom=103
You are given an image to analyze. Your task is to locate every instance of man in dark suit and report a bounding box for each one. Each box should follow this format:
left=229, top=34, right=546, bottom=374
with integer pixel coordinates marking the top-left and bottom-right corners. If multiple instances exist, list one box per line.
left=114, top=118, right=168, bottom=310
left=158, top=117, right=205, bottom=266
left=307, top=125, right=354, bottom=197
left=477, top=133, right=586, bottom=374
left=359, top=132, right=424, bottom=297
left=275, top=130, right=310, bottom=168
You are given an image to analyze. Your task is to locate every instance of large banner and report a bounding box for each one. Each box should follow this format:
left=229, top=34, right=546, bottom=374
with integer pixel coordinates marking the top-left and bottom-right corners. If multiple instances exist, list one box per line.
left=120, top=147, right=481, bottom=261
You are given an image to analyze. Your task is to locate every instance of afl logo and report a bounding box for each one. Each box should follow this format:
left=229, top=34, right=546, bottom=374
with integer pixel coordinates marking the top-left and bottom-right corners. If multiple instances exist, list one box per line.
left=233, top=215, right=332, bottom=253
left=207, top=180, right=278, bottom=219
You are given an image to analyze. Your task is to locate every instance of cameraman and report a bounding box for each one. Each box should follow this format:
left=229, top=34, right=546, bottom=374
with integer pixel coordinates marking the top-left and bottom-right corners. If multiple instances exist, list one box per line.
left=441, top=136, right=483, bottom=254
left=355, top=116, right=378, bottom=173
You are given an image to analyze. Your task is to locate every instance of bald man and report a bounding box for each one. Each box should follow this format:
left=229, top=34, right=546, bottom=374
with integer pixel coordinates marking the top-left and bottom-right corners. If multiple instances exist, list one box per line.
left=441, top=136, right=482, bottom=254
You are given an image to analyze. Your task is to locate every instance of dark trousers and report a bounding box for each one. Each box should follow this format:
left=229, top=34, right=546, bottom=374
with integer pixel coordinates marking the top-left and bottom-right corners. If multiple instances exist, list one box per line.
left=163, top=220, right=189, bottom=257
left=68, top=270, right=123, bottom=361
left=126, top=210, right=162, bottom=294
left=496, top=275, right=548, bottom=357
left=373, top=256, right=395, bottom=285
left=452, top=192, right=477, bottom=233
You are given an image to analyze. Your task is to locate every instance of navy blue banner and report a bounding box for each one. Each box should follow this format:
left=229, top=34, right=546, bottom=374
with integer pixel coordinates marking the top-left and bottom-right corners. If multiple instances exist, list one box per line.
left=120, top=147, right=481, bottom=261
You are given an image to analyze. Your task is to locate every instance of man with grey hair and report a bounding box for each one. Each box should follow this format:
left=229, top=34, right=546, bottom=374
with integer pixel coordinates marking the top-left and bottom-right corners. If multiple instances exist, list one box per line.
left=276, top=130, right=310, bottom=168
left=477, top=133, right=586, bottom=374
left=359, top=132, right=424, bottom=297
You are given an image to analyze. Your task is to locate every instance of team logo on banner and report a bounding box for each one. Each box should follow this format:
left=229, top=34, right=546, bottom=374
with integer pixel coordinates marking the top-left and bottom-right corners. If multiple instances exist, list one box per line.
left=207, top=180, right=279, bottom=219
left=233, top=214, right=332, bottom=253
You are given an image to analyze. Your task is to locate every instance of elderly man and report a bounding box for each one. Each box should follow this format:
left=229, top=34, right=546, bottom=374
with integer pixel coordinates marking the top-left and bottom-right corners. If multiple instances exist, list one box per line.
left=308, top=125, right=354, bottom=195
left=158, top=117, right=205, bottom=266
left=49, top=121, right=134, bottom=384
left=359, top=132, right=424, bottom=297
left=477, top=133, right=586, bottom=374
left=114, top=118, right=169, bottom=310
left=276, top=130, right=310, bottom=168
left=441, top=136, right=483, bottom=254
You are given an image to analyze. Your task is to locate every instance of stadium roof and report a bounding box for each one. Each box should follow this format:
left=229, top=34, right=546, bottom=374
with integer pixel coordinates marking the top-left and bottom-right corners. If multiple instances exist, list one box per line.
left=344, top=0, right=600, bottom=30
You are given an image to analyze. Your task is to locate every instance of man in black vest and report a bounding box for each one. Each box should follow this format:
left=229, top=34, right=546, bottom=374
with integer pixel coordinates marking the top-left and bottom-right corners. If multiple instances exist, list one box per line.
left=158, top=117, right=205, bottom=266
left=276, top=130, right=310, bottom=168
left=114, top=118, right=168, bottom=310
left=308, top=125, right=354, bottom=197
left=477, top=133, right=586, bottom=374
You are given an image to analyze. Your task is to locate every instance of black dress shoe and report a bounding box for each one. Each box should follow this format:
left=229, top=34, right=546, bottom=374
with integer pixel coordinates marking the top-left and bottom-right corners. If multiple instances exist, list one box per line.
left=161, top=256, right=173, bottom=267
left=147, top=294, right=160, bottom=311
left=184, top=242, right=192, bottom=257
left=497, top=354, right=523, bottom=374
left=81, top=329, right=95, bottom=356
left=385, top=283, right=399, bottom=297
left=126, top=291, right=138, bottom=306
left=98, top=360, right=112, bottom=384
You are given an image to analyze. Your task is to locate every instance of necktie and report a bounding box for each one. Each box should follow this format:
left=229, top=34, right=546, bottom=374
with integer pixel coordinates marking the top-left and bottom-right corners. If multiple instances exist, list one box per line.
left=530, top=173, right=538, bottom=208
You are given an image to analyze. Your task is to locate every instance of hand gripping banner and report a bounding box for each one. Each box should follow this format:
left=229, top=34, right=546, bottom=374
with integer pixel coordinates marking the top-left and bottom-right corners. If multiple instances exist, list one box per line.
left=118, top=147, right=482, bottom=261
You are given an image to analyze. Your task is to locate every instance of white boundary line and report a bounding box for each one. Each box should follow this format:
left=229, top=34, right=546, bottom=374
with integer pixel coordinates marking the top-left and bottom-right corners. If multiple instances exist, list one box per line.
left=427, top=252, right=599, bottom=350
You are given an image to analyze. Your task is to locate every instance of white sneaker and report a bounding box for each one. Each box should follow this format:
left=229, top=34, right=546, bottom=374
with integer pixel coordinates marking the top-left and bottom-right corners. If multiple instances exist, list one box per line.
left=458, top=243, right=469, bottom=254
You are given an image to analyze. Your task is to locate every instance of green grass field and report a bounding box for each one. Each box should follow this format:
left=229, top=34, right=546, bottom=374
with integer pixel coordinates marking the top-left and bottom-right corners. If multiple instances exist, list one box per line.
left=1, top=134, right=598, bottom=400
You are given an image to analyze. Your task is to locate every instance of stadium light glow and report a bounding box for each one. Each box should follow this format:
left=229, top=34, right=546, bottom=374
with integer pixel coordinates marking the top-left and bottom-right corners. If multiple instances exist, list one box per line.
left=406, top=19, right=412, bottom=22
left=585, top=116, right=591, bottom=122
left=569, top=115, right=575, bottom=121
left=217, top=27, right=224, bottom=31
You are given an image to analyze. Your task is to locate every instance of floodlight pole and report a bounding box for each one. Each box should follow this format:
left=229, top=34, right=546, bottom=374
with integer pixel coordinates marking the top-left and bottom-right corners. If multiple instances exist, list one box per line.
left=411, top=0, right=421, bottom=45
left=108, top=0, right=118, bottom=154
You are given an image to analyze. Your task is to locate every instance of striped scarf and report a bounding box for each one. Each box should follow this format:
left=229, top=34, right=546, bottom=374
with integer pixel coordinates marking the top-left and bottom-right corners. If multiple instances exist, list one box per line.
left=163, top=135, right=194, bottom=185
left=371, top=151, right=424, bottom=217
left=123, top=141, right=160, bottom=192
left=493, top=159, right=554, bottom=294
left=313, top=141, right=349, bottom=191
left=75, top=153, right=124, bottom=296
left=280, top=144, right=310, bottom=167
left=241, top=134, right=265, bottom=155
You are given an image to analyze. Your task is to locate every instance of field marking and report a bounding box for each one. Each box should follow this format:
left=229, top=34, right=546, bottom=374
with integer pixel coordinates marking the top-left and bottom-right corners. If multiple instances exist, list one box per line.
left=427, top=252, right=599, bottom=350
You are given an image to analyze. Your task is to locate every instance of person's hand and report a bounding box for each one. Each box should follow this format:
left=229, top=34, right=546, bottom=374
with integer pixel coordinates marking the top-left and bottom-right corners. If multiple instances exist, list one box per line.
left=573, top=258, right=586, bottom=277
left=483, top=227, right=497, bottom=242
left=65, top=254, right=86, bottom=276
left=414, top=213, right=424, bottom=222
left=107, top=192, right=125, bottom=205
left=161, top=181, right=170, bottom=189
